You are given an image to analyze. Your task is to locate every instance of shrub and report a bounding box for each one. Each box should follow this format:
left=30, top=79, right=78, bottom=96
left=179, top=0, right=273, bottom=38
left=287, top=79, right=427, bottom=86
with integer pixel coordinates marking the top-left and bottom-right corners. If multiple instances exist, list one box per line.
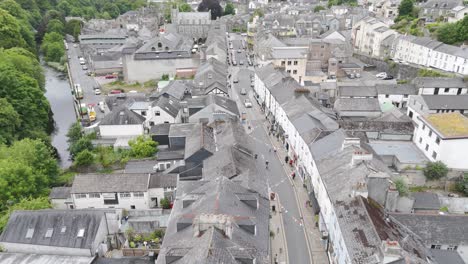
left=423, top=161, right=448, bottom=180
left=455, top=173, right=468, bottom=195
left=394, top=177, right=409, bottom=196
left=440, top=206, right=449, bottom=212
left=160, top=198, right=171, bottom=209
left=74, top=150, right=94, bottom=166
left=152, top=229, right=165, bottom=239
left=129, top=241, right=135, bottom=248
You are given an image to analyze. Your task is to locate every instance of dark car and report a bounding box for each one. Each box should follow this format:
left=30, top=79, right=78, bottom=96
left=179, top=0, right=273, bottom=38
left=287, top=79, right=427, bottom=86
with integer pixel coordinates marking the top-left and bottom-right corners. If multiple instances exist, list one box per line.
left=383, top=75, right=394, bottom=80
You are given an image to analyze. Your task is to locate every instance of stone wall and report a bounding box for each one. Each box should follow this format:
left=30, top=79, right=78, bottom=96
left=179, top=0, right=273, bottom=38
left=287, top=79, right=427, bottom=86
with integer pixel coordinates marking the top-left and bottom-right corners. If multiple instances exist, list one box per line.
left=353, top=54, right=420, bottom=80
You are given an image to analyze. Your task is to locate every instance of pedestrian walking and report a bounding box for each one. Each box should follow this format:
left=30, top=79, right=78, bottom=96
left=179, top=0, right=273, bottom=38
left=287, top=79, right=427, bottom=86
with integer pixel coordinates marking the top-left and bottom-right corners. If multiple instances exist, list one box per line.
left=291, top=172, right=296, bottom=180
left=273, top=147, right=277, bottom=153
left=254, top=154, right=258, bottom=159
left=285, top=156, right=289, bottom=164
left=265, top=160, right=269, bottom=169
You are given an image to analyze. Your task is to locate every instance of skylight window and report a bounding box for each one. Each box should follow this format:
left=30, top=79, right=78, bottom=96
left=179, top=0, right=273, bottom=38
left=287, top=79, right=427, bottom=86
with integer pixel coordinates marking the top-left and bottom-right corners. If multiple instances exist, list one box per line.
left=25, top=228, right=34, bottom=239
left=45, top=228, right=53, bottom=238
left=77, top=228, right=85, bottom=238
left=61, top=226, right=67, bottom=233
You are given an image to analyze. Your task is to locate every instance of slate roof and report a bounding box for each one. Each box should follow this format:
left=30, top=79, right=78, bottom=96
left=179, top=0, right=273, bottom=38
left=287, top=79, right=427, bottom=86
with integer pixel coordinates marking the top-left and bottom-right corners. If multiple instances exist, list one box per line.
left=0, top=209, right=114, bottom=249
left=105, top=93, right=147, bottom=111
left=71, top=173, right=149, bottom=193
left=270, top=47, right=308, bottom=59
left=412, top=77, right=465, bottom=89
left=156, top=177, right=269, bottom=264
left=0, top=253, right=94, bottom=264
left=412, top=192, right=441, bottom=210
left=100, top=106, right=145, bottom=126
left=430, top=249, right=465, bottom=264
left=334, top=98, right=382, bottom=112
left=124, top=160, right=157, bottom=174
left=420, top=95, right=468, bottom=110
left=187, top=95, right=240, bottom=119
left=339, top=86, right=377, bottom=97
left=136, top=32, right=192, bottom=53
left=157, top=148, right=185, bottom=161
left=152, top=97, right=182, bottom=118
left=391, top=213, right=468, bottom=245
left=150, top=80, right=190, bottom=100
left=149, top=173, right=177, bottom=189
left=49, top=187, right=71, bottom=199
left=268, top=76, right=303, bottom=104
left=184, top=123, right=216, bottom=160
left=376, top=84, right=417, bottom=95
left=150, top=123, right=171, bottom=136
left=169, top=123, right=196, bottom=138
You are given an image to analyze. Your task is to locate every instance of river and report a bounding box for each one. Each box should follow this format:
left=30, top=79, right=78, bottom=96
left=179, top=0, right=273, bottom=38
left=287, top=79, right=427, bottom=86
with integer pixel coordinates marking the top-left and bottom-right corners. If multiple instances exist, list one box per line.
left=43, top=64, right=76, bottom=168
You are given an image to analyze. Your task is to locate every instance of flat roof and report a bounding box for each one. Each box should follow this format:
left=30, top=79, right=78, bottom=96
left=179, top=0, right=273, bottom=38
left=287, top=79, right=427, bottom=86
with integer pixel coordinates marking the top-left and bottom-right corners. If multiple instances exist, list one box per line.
left=422, top=113, right=468, bottom=139
left=368, top=141, right=428, bottom=164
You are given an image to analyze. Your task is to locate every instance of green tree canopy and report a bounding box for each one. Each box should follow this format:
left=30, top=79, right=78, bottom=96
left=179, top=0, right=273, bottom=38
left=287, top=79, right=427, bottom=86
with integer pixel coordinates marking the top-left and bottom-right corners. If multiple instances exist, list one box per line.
left=129, top=136, right=158, bottom=158
left=0, top=62, right=50, bottom=139
left=47, top=18, right=65, bottom=34
left=102, top=3, right=120, bottom=18
left=0, top=98, right=20, bottom=145
left=0, top=8, right=28, bottom=49
left=436, top=15, right=468, bottom=45
left=0, top=139, right=58, bottom=211
left=224, top=2, right=235, bottom=16
left=1, top=48, right=45, bottom=89
left=313, top=5, right=325, bottom=12
left=74, top=149, right=94, bottom=166
left=69, top=137, right=93, bottom=157
left=178, top=3, right=192, bottom=12
left=65, top=19, right=82, bottom=41
left=423, top=161, right=449, bottom=180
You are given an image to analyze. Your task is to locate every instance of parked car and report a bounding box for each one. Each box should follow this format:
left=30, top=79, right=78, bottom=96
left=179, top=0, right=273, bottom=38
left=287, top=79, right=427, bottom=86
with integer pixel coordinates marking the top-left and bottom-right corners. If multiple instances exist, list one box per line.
left=240, top=88, right=247, bottom=95
left=110, top=89, right=122, bottom=94
left=383, top=75, right=394, bottom=80
left=239, top=60, right=244, bottom=65
left=98, top=101, right=105, bottom=113
left=348, top=73, right=355, bottom=79
left=244, top=99, right=252, bottom=108
left=355, top=73, right=361, bottom=78
left=82, top=65, right=88, bottom=70
left=73, top=43, right=78, bottom=48
left=94, top=88, right=101, bottom=95
left=105, top=74, right=117, bottom=79
left=233, top=77, right=239, bottom=83
left=375, top=72, right=387, bottom=79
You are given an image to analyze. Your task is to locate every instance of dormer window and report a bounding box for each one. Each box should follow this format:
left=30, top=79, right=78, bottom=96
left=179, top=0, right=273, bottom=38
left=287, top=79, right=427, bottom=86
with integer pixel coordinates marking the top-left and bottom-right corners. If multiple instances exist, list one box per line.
left=158, top=42, right=162, bottom=48
left=151, top=47, right=156, bottom=51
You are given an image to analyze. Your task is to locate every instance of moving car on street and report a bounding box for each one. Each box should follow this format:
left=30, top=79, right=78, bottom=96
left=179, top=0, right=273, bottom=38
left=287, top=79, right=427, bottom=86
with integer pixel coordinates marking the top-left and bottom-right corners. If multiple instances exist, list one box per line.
left=244, top=99, right=252, bottom=108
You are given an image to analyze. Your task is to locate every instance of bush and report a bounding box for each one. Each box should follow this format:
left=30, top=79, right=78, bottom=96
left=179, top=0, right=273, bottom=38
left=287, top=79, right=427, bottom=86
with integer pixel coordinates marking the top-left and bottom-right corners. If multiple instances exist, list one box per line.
left=455, top=173, right=468, bottom=195
left=129, top=241, right=135, bottom=248
left=394, top=177, right=409, bottom=196
left=160, top=198, right=171, bottom=209
left=423, top=161, right=448, bottom=180
left=129, top=136, right=158, bottom=158
left=152, top=229, right=165, bottom=239
left=161, top=74, right=169, bottom=81
left=74, top=150, right=94, bottom=166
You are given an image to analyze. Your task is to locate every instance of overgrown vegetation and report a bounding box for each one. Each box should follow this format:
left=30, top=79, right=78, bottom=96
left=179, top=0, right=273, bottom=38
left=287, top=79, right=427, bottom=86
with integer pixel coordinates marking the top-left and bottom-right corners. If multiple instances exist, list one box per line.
left=313, top=5, right=325, bottom=13
left=327, top=0, right=357, bottom=7
left=436, top=16, right=468, bottom=45
left=160, top=198, right=171, bottom=209
left=455, top=173, right=468, bottom=196
left=417, top=68, right=453, bottom=77
left=394, top=177, right=409, bottom=196
left=423, top=161, right=449, bottom=180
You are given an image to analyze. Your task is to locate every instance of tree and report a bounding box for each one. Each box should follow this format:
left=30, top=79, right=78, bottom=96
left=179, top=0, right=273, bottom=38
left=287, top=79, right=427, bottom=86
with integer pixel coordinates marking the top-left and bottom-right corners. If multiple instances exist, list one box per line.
left=74, top=149, right=94, bottom=166
left=423, top=161, right=449, bottom=180
left=394, top=177, right=409, bottom=196
left=313, top=5, right=325, bottom=12
left=46, top=18, right=64, bottom=34
left=178, top=3, right=192, bottom=12
left=65, top=19, right=82, bottom=41
left=102, top=3, right=120, bottom=19
left=67, top=122, right=83, bottom=144
left=129, top=136, right=158, bottom=158
left=1, top=48, right=45, bottom=89
left=0, top=98, right=20, bottom=145
left=198, top=0, right=223, bottom=20
left=224, top=2, right=235, bottom=16
left=0, top=63, right=51, bottom=139
left=396, top=0, right=415, bottom=21
left=0, top=8, right=28, bottom=49
left=69, top=137, right=93, bottom=157
left=0, top=197, right=51, bottom=232
left=160, top=198, right=171, bottom=209
left=455, top=173, right=468, bottom=195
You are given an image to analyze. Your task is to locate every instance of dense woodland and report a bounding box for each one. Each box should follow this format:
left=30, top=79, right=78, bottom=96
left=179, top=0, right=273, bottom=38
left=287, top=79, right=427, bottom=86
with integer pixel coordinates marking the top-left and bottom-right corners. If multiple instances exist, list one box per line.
left=0, top=0, right=147, bottom=231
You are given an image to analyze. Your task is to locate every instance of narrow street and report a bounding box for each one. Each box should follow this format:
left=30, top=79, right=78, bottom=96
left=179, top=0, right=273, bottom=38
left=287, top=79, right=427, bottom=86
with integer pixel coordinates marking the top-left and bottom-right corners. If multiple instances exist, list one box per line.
left=227, top=33, right=313, bottom=262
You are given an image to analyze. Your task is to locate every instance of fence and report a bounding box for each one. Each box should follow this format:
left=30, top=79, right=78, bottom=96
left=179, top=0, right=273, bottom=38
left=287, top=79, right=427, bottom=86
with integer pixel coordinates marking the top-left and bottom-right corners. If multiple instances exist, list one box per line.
left=122, top=248, right=160, bottom=257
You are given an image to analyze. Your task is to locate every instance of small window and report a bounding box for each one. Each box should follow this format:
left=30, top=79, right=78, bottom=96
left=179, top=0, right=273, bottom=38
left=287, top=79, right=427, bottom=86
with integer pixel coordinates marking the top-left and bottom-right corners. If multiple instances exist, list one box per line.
left=428, top=130, right=432, bottom=137
left=77, top=228, right=85, bottom=238
left=419, top=137, right=422, bottom=143
left=133, top=192, right=144, bottom=198
left=294, top=61, right=298, bottom=65
left=425, top=144, right=429, bottom=151
left=75, top=193, right=87, bottom=199
left=293, top=70, right=297, bottom=74
left=404, top=94, right=408, bottom=98
left=444, top=88, right=449, bottom=93
left=432, top=151, right=437, bottom=159
left=45, top=228, right=54, bottom=238
left=287, top=61, right=291, bottom=65
left=131, top=205, right=136, bottom=209
left=385, top=94, right=389, bottom=98
left=120, top=192, right=131, bottom=199
left=61, top=226, right=67, bottom=233
left=26, top=228, right=34, bottom=239
left=447, top=245, right=458, bottom=251
left=431, top=245, right=441, bottom=249
left=155, top=111, right=161, bottom=116
left=435, top=137, right=440, bottom=144
left=422, top=124, right=426, bottom=130
left=89, top=193, right=100, bottom=199
left=141, top=111, right=147, bottom=116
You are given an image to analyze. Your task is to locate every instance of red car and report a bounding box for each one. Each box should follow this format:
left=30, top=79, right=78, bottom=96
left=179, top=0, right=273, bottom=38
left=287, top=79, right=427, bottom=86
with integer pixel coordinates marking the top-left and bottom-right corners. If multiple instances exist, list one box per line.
left=105, top=74, right=117, bottom=79
left=110, top=90, right=122, bottom=94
